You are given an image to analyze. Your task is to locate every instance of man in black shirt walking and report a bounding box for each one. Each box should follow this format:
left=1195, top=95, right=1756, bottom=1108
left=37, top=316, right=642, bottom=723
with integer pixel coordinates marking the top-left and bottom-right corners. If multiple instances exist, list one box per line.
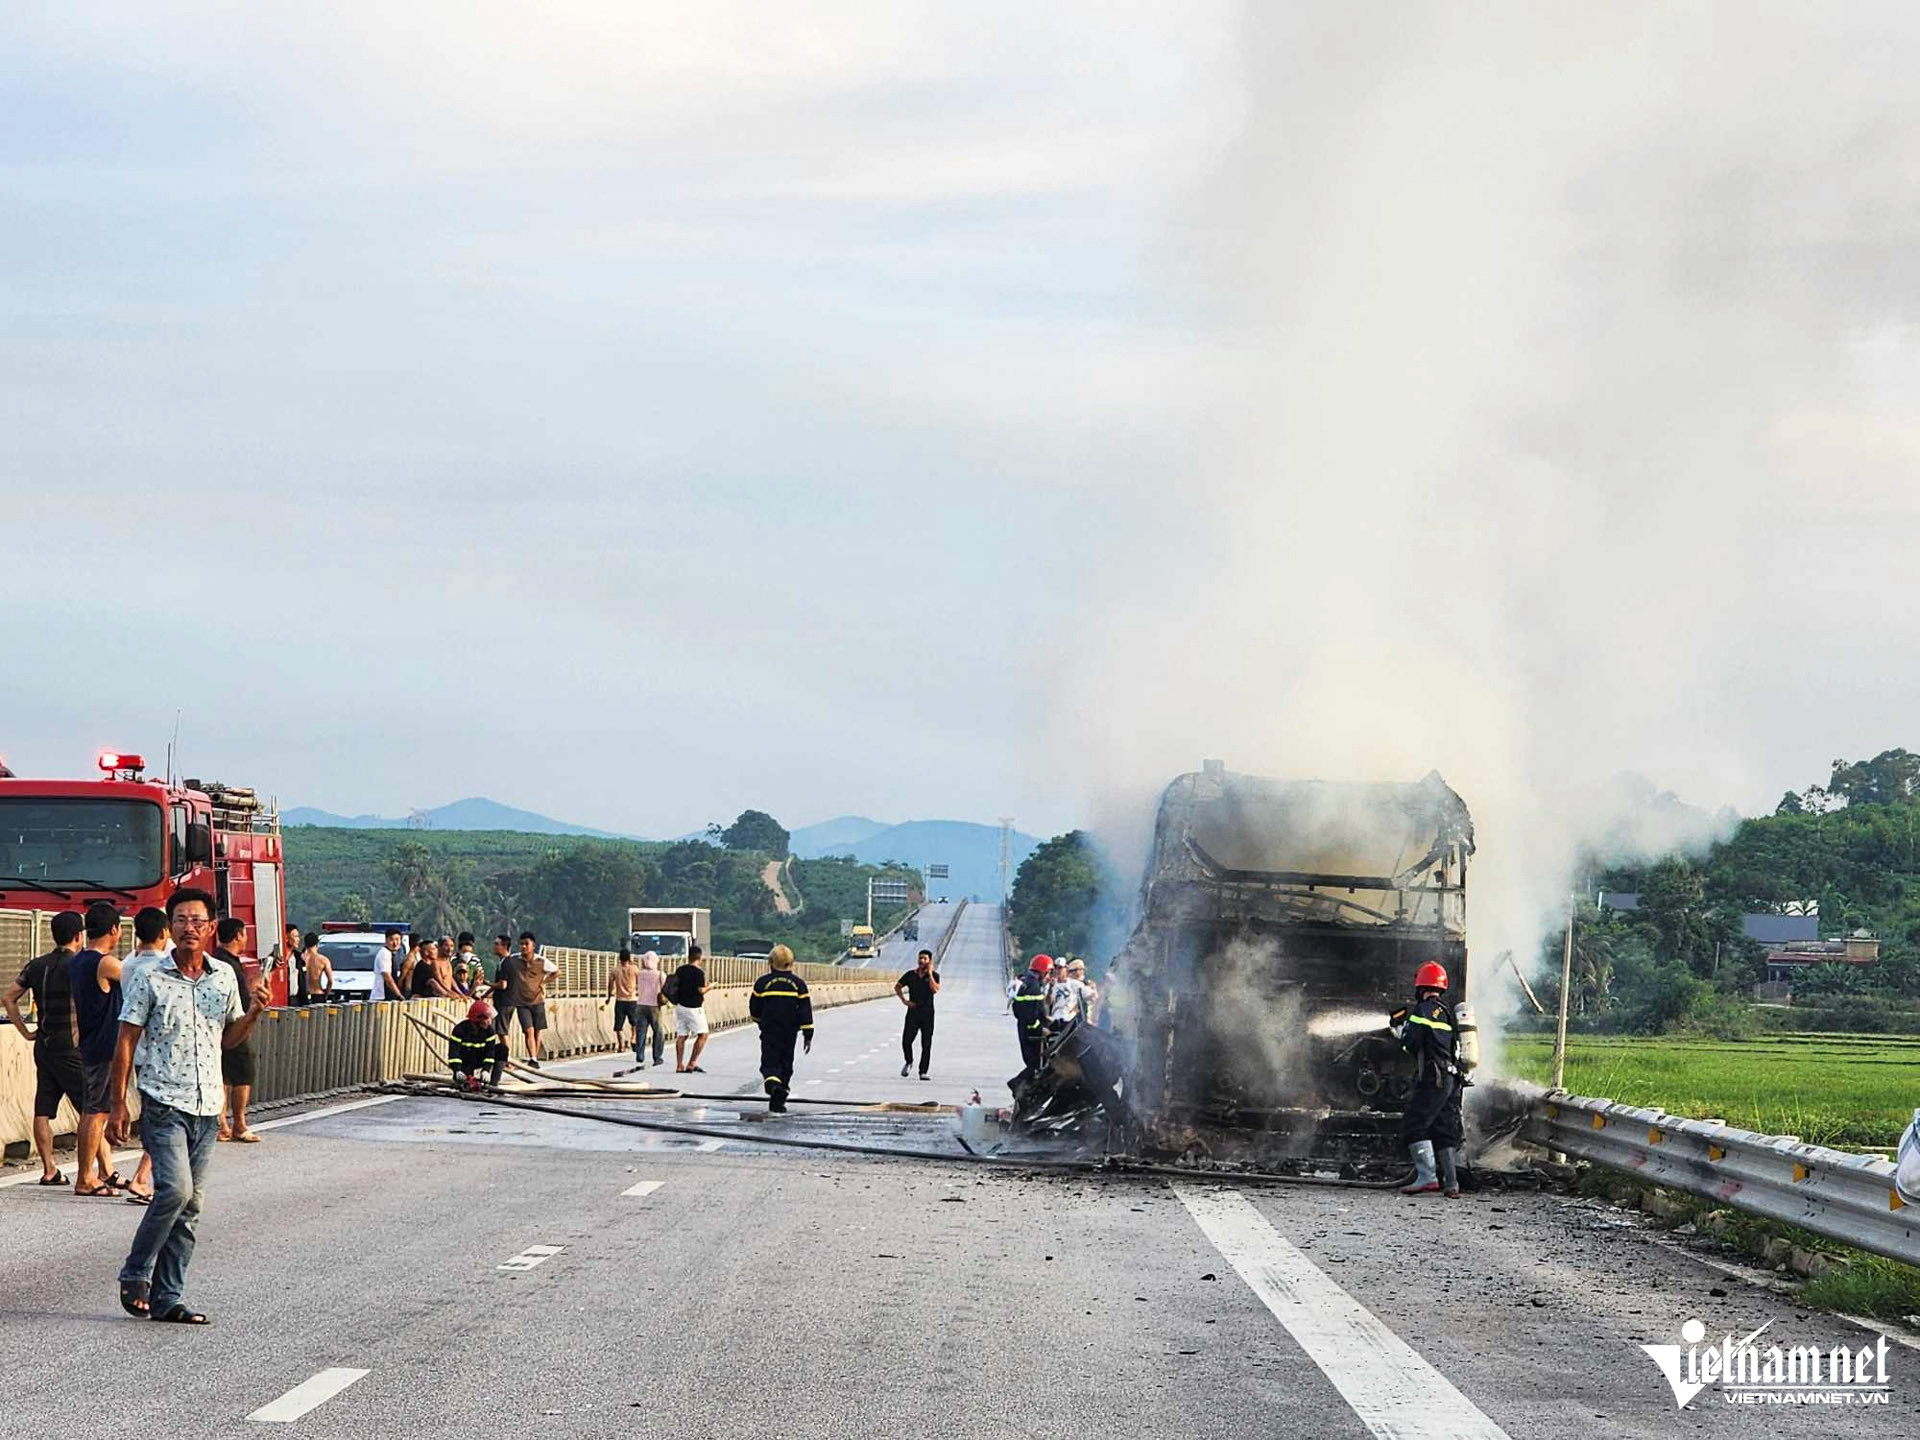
left=895, top=948, right=940, bottom=1080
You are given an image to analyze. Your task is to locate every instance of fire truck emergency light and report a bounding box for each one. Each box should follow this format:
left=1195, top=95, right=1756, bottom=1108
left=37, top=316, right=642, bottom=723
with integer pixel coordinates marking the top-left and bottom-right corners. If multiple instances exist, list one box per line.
left=98, top=750, right=145, bottom=774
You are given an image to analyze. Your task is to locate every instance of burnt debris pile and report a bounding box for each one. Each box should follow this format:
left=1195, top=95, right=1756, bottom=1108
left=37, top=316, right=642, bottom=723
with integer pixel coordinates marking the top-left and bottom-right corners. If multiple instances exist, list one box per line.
left=1022, top=762, right=1483, bottom=1177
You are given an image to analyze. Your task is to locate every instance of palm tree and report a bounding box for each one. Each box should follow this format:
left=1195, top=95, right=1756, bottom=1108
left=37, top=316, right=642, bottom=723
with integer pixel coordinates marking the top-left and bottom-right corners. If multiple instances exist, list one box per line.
left=1572, top=923, right=1616, bottom=1016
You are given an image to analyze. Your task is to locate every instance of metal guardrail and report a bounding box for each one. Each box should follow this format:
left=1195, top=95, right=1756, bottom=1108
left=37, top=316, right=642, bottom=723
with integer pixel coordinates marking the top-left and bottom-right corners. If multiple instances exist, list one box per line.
left=1, top=909, right=138, bottom=973
left=1526, top=1091, right=1919, bottom=1269
left=933, top=899, right=968, bottom=965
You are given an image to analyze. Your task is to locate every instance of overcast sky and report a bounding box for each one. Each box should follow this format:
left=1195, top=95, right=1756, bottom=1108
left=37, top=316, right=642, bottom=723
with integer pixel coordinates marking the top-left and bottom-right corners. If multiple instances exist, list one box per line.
left=6, top=4, right=1917, bottom=852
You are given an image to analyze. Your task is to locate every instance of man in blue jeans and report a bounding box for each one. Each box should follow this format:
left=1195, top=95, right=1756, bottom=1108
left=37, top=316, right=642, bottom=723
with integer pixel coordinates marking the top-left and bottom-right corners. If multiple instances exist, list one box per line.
left=105, top=887, right=269, bottom=1324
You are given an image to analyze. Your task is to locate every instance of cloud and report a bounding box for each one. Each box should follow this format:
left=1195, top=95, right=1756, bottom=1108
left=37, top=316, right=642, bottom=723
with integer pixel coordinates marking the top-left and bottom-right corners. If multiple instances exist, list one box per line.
left=0, top=3, right=1235, bottom=838
left=1043, top=2, right=1920, bottom=986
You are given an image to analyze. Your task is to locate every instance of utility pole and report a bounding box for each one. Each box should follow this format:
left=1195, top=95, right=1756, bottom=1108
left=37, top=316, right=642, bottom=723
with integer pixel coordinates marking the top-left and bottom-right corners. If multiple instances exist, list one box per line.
left=1551, top=897, right=1575, bottom=1090
left=997, top=818, right=1014, bottom=906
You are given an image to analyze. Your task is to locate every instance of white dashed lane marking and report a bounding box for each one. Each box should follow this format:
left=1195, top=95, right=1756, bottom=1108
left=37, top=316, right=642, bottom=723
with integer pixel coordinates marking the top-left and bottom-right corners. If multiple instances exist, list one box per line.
left=498, top=1244, right=565, bottom=1273
left=248, top=1368, right=370, bottom=1423
left=622, top=1180, right=663, bottom=1197
left=1176, top=1185, right=1511, bottom=1440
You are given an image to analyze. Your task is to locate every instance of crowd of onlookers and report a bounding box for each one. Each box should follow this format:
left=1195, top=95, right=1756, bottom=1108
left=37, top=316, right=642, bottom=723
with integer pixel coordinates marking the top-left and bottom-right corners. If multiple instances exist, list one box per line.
left=282, top=924, right=562, bottom=1067
left=5, top=911, right=578, bottom=1190
left=5, top=903, right=714, bottom=1324
left=5, top=899, right=266, bottom=1202
left=283, top=926, right=533, bottom=1006
left=7, top=890, right=277, bottom=1322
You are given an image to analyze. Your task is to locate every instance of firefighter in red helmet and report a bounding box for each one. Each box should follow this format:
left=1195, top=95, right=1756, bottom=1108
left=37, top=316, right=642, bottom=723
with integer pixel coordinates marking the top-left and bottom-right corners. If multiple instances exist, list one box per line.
left=449, top=1000, right=508, bottom=1091
left=1391, top=961, right=1464, bottom=1196
left=1011, top=955, right=1053, bottom=1076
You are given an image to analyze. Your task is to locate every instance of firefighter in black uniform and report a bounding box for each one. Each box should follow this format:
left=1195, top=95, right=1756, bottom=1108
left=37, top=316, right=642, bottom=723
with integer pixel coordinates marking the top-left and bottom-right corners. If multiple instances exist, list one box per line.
left=449, top=1000, right=508, bottom=1090
left=749, top=945, right=813, bottom=1113
left=1391, top=961, right=1463, bottom=1196
left=1011, top=954, right=1053, bottom=1074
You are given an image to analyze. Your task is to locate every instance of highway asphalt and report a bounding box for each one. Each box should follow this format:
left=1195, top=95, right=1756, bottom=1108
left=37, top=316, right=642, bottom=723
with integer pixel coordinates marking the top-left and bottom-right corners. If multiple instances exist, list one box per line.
left=572, top=899, right=1014, bottom=1108
left=1, top=904, right=1912, bottom=1436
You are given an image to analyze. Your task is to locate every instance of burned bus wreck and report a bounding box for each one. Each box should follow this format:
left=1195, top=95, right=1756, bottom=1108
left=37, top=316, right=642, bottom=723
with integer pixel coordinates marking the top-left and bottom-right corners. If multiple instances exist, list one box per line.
left=1021, top=761, right=1474, bottom=1174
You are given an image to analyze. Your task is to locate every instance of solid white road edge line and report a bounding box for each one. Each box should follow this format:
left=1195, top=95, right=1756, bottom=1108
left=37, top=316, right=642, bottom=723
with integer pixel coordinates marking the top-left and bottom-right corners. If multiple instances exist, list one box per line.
left=1175, top=1185, right=1511, bottom=1440
left=247, top=1367, right=370, bottom=1424
left=0, top=1096, right=403, bottom=1190
left=622, top=1180, right=664, bottom=1197
left=249, top=1095, right=403, bottom=1132
left=0, top=1156, right=138, bottom=1191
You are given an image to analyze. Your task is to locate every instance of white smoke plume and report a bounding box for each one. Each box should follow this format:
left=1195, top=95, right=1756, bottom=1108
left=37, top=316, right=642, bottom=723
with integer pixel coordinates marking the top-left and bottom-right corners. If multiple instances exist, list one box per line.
left=1046, top=4, right=1920, bottom=1020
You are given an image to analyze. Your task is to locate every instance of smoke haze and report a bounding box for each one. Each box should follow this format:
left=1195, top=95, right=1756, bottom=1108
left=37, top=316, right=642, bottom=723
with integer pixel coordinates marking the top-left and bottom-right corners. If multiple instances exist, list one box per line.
left=1050, top=4, right=1920, bottom=1002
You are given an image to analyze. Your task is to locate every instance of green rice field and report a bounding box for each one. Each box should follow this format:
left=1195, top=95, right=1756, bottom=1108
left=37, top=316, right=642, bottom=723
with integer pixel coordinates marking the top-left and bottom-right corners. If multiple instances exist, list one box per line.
left=1501, top=1033, right=1920, bottom=1149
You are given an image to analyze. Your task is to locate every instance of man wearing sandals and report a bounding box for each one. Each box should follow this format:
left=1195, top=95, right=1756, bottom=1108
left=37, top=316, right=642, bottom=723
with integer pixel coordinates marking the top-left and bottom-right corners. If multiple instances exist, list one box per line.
left=210, top=917, right=261, bottom=1143
left=106, top=887, right=270, bottom=1324
left=69, top=902, right=130, bottom=1197
left=3, top=909, right=87, bottom=1188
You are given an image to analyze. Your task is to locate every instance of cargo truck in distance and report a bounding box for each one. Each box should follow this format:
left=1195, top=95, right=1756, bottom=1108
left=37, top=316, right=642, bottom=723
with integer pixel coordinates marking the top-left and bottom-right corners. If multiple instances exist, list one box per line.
left=627, top=907, right=711, bottom=963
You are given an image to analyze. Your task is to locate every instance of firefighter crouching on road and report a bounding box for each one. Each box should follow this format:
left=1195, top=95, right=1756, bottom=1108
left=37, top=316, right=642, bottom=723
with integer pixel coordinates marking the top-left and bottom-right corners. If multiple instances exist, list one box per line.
left=1011, top=954, right=1052, bottom=1074
left=749, top=945, right=812, bottom=1113
left=449, top=1000, right=508, bottom=1091
left=1390, top=962, right=1465, bottom=1197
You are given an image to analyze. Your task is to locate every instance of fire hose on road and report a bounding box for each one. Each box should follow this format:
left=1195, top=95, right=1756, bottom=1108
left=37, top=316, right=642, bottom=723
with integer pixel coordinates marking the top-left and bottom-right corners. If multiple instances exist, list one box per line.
left=390, top=1009, right=1406, bottom=1188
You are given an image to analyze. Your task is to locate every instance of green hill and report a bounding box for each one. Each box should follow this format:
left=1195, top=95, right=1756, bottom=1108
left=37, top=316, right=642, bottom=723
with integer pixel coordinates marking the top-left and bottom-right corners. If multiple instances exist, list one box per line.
left=281, top=827, right=918, bottom=965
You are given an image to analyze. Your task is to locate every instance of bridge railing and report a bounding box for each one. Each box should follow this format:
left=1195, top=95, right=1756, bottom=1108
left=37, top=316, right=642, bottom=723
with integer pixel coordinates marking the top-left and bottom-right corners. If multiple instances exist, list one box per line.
left=933, top=899, right=968, bottom=965
left=542, top=946, right=868, bottom=998
left=1525, top=1089, right=1918, bottom=1269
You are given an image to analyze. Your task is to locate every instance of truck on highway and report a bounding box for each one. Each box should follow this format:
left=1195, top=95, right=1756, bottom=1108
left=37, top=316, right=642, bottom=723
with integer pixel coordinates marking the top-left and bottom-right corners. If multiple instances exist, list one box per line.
left=626, top=907, right=711, bottom=963
left=1030, top=760, right=1474, bottom=1172
left=0, top=748, right=291, bottom=1002
left=846, top=923, right=878, bottom=960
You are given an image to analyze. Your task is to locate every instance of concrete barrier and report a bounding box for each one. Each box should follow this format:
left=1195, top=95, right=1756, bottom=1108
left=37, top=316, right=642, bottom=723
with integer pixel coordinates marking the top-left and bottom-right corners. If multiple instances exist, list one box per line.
left=1, top=1028, right=146, bottom=1155
left=1, top=1026, right=80, bottom=1152
left=3, top=980, right=895, bottom=1145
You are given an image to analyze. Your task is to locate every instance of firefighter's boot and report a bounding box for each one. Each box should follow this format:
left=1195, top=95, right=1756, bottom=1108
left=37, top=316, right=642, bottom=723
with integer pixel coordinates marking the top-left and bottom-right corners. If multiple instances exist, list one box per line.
left=1438, top=1147, right=1461, bottom=1198
left=1401, top=1140, right=1440, bottom=1194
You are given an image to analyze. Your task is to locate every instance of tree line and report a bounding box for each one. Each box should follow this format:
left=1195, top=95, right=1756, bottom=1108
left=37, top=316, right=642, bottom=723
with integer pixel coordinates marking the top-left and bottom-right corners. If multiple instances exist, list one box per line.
left=1007, top=831, right=1121, bottom=965
left=282, top=809, right=914, bottom=964
left=1562, top=749, right=1920, bottom=1033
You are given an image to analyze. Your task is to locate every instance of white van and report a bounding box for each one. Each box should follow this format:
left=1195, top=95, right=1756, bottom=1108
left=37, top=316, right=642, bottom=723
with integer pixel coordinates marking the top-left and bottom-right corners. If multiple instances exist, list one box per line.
left=315, top=930, right=395, bottom=1002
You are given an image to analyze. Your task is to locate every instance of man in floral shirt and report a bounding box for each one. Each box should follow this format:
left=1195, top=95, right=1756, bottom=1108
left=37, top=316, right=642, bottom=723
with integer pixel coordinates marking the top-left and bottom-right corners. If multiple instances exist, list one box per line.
left=106, top=887, right=269, bottom=1323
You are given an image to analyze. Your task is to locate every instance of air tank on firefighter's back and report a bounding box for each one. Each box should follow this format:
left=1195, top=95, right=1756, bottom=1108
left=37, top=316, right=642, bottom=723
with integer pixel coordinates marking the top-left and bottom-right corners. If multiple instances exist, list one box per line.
left=1454, top=1001, right=1480, bottom=1074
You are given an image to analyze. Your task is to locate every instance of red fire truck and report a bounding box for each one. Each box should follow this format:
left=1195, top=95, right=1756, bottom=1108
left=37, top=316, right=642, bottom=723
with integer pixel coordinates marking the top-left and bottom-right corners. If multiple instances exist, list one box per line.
left=0, top=749, right=291, bottom=1004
